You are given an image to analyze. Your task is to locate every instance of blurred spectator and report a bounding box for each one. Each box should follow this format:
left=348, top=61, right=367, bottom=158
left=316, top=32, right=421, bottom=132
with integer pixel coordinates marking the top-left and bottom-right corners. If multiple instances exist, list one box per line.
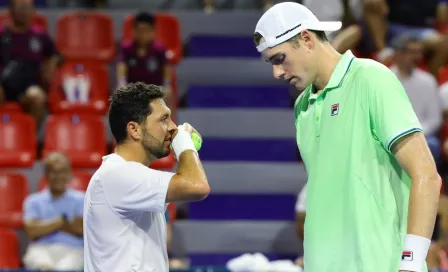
left=22, top=152, right=84, bottom=271
left=117, top=12, right=172, bottom=102
left=427, top=195, right=448, bottom=271
left=294, top=184, right=306, bottom=269
left=303, top=0, right=366, bottom=53
left=263, top=0, right=273, bottom=11
left=390, top=35, right=443, bottom=165
left=0, top=0, right=58, bottom=127
left=439, top=82, right=448, bottom=158
left=203, top=0, right=214, bottom=13
left=367, top=0, right=448, bottom=75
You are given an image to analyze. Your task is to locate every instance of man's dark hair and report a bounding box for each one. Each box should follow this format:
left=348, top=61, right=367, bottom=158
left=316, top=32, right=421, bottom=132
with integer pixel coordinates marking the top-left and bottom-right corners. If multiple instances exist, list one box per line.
left=109, top=82, right=165, bottom=144
left=253, top=30, right=328, bottom=47
left=134, top=12, right=155, bottom=27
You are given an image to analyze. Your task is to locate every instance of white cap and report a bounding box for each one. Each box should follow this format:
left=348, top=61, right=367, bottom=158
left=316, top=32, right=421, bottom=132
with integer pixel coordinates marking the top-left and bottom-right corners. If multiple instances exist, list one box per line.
left=255, top=2, right=342, bottom=52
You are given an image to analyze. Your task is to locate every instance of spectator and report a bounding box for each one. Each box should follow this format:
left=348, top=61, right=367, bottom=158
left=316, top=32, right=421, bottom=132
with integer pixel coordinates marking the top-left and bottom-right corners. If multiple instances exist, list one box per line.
left=203, top=0, right=214, bottom=13
left=366, top=0, right=448, bottom=76
left=390, top=35, right=443, bottom=166
left=294, top=184, right=306, bottom=269
left=303, top=0, right=367, bottom=53
left=0, top=0, right=58, bottom=127
left=22, top=152, right=84, bottom=271
left=117, top=12, right=172, bottom=104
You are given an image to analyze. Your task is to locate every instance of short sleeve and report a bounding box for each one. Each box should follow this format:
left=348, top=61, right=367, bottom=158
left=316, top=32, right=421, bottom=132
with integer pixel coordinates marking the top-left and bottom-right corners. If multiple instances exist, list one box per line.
left=362, top=64, right=422, bottom=153
left=23, top=196, right=39, bottom=221
left=76, top=193, right=85, bottom=217
left=103, top=162, right=174, bottom=214
left=295, top=185, right=307, bottom=213
left=42, top=33, right=58, bottom=58
left=117, top=43, right=128, bottom=63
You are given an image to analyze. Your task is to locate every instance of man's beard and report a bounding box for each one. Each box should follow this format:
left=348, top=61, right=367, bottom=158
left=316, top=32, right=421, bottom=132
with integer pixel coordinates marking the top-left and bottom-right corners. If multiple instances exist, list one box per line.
left=141, top=130, right=170, bottom=160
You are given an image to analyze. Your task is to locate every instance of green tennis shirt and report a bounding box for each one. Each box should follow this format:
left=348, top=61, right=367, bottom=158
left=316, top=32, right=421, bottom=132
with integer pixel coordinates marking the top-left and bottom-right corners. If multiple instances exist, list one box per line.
left=295, top=51, right=426, bottom=272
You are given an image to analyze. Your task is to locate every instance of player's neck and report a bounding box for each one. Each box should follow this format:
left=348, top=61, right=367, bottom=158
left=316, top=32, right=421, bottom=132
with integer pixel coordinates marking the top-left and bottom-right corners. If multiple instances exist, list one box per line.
left=313, top=45, right=342, bottom=90
left=115, top=143, right=153, bottom=166
left=10, top=23, right=29, bottom=33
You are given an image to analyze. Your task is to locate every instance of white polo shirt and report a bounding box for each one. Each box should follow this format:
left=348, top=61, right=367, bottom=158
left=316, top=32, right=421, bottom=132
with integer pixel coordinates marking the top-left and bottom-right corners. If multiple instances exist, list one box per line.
left=83, top=154, right=174, bottom=272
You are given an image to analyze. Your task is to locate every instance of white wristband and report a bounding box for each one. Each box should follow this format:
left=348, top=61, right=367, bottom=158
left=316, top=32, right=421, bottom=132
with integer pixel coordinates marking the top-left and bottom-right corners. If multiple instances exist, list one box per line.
left=171, top=127, right=196, bottom=160
left=399, top=234, right=431, bottom=272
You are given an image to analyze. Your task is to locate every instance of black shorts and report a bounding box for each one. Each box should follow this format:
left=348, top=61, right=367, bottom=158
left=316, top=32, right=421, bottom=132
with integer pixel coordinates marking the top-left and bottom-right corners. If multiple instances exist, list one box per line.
left=3, top=81, right=37, bottom=102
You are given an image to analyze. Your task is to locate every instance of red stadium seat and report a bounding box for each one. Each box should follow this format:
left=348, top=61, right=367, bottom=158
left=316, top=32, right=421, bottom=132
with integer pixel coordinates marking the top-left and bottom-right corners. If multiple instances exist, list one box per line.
left=43, top=114, right=107, bottom=168
left=48, top=61, right=109, bottom=115
left=123, top=13, right=183, bottom=64
left=0, top=11, right=47, bottom=30
left=0, top=228, right=20, bottom=268
left=56, top=12, right=115, bottom=62
left=0, top=172, right=28, bottom=229
left=38, top=170, right=92, bottom=191
left=0, top=102, right=22, bottom=113
left=439, top=65, right=448, bottom=85
left=0, top=112, right=36, bottom=167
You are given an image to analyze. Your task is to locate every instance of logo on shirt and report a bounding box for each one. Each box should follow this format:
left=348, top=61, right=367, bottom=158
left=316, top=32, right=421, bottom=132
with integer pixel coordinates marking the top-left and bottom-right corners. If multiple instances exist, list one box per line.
left=146, top=57, right=159, bottom=72
left=402, top=251, right=413, bottom=261
left=29, top=37, right=41, bottom=52
left=331, top=103, right=339, bottom=116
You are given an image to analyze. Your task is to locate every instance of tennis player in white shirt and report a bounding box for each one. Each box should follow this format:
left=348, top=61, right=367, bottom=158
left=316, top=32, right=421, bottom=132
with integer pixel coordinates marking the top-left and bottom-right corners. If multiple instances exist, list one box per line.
left=83, top=82, right=210, bottom=272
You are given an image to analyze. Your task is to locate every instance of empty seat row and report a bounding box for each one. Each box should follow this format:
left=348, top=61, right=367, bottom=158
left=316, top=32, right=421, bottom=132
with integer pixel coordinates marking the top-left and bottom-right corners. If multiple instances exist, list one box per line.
left=0, top=112, right=176, bottom=169
left=0, top=11, right=183, bottom=64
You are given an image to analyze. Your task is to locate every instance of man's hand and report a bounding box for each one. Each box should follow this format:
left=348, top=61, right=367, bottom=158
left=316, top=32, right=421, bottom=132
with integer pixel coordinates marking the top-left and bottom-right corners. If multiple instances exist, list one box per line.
left=60, top=216, right=83, bottom=237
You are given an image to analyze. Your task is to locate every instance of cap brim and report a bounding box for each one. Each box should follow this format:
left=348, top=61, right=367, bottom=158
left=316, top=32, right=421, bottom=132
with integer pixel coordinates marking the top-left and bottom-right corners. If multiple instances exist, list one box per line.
left=309, top=21, right=342, bottom=32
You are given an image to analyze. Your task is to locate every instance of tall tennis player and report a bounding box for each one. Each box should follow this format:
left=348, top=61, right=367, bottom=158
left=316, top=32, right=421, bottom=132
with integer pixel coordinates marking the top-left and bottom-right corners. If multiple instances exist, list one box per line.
left=254, top=2, right=441, bottom=272
left=83, top=82, right=210, bottom=272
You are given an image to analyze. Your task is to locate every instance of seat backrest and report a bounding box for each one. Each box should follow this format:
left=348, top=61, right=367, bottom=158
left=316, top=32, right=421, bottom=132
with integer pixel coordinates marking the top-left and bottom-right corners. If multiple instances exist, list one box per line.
left=44, top=114, right=106, bottom=152
left=0, top=228, right=20, bottom=268
left=0, top=11, right=48, bottom=30
left=39, top=170, right=92, bottom=192
left=123, top=13, right=182, bottom=63
left=56, top=12, right=114, bottom=61
left=0, top=113, right=36, bottom=152
left=0, top=172, right=28, bottom=213
left=50, top=62, right=109, bottom=101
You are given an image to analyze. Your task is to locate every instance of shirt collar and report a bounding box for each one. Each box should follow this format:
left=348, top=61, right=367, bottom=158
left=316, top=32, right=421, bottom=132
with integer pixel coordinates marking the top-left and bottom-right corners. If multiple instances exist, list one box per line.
left=308, top=50, right=355, bottom=101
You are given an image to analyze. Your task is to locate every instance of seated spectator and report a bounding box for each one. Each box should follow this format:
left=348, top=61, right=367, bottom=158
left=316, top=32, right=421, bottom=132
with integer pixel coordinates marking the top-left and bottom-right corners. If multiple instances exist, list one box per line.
left=303, top=0, right=367, bottom=54
left=427, top=194, right=448, bottom=271
left=117, top=12, right=172, bottom=103
left=203, top=0, right=214, bottom=13
left=0, top=0, right=58, bottom=127
left=390, top=35, right=443, bottom=166
left=366, top=0, right=448, bottom=76
left=22, top=152, right=84, bottom=271
left=294, top=184, right=306, bottom=269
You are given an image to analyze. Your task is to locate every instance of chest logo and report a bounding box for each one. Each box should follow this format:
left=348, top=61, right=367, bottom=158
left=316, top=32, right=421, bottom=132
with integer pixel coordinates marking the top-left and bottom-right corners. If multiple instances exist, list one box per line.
left=331, top=103, right=339, bottom=116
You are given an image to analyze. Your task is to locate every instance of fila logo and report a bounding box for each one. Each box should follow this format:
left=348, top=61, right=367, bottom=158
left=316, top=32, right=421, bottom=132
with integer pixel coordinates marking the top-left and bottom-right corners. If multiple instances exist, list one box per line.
left=331, top=103, right=339, bottom=116
left=402, top=251, right=413, bottom=261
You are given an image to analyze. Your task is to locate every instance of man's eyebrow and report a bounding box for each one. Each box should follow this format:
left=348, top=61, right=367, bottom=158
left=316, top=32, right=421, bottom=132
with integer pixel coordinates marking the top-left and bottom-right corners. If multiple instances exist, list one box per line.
left=266, top=53, right=281, bottom=63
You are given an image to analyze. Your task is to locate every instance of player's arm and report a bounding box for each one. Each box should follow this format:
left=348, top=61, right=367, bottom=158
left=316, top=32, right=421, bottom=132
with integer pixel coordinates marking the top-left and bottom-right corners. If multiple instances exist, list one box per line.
left=23, top=197, right=64, bottom=240
left=166, top=123, right=210, bottom=202
left=41, top=35, right=59, bottom=86
left=392, top=132, right=441, bottom=240
left=363, top=64, right=441, bottom=272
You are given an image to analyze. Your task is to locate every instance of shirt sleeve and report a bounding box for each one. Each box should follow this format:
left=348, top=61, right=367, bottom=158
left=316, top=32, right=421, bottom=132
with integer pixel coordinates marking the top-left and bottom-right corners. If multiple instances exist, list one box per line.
left=103, top=161, right=174, bottom=214
left=76, top=193, right=85, bottom=217
left=23, top=196, right=39, bottom=221
left=117, top=43, right=128, bottom=63
left=295, top=184, right=307, bottom=213
left=42, top=33, right=58, bottom=58
left=362, top=64, right=423, bottom=153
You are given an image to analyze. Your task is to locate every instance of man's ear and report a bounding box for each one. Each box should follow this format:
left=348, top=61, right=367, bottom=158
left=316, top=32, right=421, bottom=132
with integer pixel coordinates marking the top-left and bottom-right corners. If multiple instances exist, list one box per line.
left=126, top=121, right=141, bottom=141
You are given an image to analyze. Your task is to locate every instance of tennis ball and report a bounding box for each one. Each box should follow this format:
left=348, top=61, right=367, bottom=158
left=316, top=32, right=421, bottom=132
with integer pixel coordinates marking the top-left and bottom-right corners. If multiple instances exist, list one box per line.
left=191, top=132, right=202, bottom=151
